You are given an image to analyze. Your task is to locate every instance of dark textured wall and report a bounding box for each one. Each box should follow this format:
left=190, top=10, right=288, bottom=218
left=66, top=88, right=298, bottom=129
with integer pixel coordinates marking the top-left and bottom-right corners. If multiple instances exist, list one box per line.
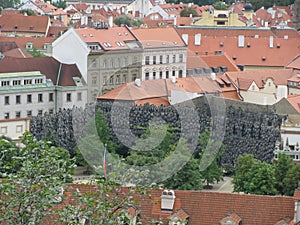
left=30, top=96, right=282, bottom=164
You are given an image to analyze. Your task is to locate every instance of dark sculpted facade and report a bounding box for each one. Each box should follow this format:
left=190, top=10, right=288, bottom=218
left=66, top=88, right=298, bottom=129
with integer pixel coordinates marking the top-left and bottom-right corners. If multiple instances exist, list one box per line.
left=30, top=96, right=282, bottom=164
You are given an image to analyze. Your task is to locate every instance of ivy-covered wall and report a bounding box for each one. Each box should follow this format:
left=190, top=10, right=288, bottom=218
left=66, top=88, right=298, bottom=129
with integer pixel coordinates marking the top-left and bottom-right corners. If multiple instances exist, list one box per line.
left=30, top=96, right=282, bottom=165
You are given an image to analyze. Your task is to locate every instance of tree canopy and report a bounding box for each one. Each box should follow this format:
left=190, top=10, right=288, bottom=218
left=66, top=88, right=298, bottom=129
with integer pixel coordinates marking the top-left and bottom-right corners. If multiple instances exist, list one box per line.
left=180, top=6, right=198, bottom=17
left=0, top=0, right=20, bottom=9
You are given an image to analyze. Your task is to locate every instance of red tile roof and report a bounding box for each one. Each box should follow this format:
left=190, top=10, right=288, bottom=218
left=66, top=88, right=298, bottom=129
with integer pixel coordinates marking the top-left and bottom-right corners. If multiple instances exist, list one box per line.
left=200, top=52, right=240, bottom=72
left=176, top=27, right=300, bottom=67
left=0, top=36, right=55, bottom=49
left=131, top=27, right=186, bottom=48
left=285, top=95, right=300, bottom=114
left=32, top=0, right=66, bottom=15
left=3, top=47, right=32, bottom=58
left=98, top=76, right=240, bottom=103
left=186, top=50, right=208, bottom=69
left=286, top=54, right=300, bottom=70
left=75, top=27, right=137, bottom=50
left=0, top=57, right=84, bottom=86
left=0, top=14, right=50, bottom=35
left=226, top=69, right=293, bottom=90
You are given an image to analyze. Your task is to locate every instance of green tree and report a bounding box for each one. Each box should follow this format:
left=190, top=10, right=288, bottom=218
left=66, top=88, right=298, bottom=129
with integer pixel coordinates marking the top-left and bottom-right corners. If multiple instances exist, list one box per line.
left=0, top=136, right=20, bottom=176
left=27, top=47, right=46, bottom=57
left=213, top=1, right=228, bottom=10
left=233, top=154, right=256, bottom=192
left=273, top=153, right=293, bottom=195
left=0, top=132, right=74, bottom=224
left=245, top=161, right=277, bottom=195
left=0, top=0, right=20, bottom=9
left=180, top=6, right=198, bottom=17
left=114, top=15, right=143, bottom=27
left=201, top=158, right=223, bottom=189
left=283, top=163, right=300, bottom=196
left=20, top=9, right=37, bottom=16
left=51, top=0, right=66, bottom=9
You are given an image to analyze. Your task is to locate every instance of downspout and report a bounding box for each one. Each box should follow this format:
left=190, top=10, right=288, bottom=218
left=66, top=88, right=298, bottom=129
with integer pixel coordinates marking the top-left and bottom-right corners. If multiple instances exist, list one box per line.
left=55, top=63, right=62, bottom=113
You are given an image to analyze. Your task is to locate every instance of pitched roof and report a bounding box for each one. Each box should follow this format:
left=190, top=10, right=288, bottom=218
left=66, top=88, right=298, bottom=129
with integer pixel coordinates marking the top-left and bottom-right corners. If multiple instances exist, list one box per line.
left=226, top=69, right=293, bottom=90
left=0, top=36, right=55, bottom=49
left=98, top=76, right=240, bottom=103
left=131, top=27, right=186, bottom=48
left=176, top=27, right=300, bottom=67
left=186, top=50, right=208, bottom=69
left=0, top=14, right=50, bottom=35
left=3, top=47, right=32, bottom=58
left=0, top=57, right=85, bottom=86
left=286, top=54, right=300, bottom=70
left=200, top=52, right=240, bottom=72
left=32, top=0, right=66, bottom=15
left=75, top=27, right=138, bottom=50
left=144, top=189, right=294, bottom=225
left=285, top=95, right=300, bottom=114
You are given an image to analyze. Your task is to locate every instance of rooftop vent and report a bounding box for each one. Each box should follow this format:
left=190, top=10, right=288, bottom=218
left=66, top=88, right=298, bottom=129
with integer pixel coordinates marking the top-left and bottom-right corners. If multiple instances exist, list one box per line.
left=134, top=78, right=141, bottom=87
left=161, top=190, right=175, bottom=211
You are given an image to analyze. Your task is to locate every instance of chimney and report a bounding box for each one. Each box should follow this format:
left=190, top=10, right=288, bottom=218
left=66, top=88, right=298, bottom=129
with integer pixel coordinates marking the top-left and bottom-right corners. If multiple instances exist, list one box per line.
left=182, top=34, right=188, bottom=45
left=108, top=15, right=113, bottom=27
left=171, top=76, right=176, bottom=83
left=269, top=36, right=274, bottom=48
left=210, top=72, right=216, bottom=81
left=194, top=33, right=201, bottom=46
left=294, top=186, right=300, bottom=224
left=238, top=35, right=244, bottom=47
left=134, top=78, right=141, bottom=87
left=161, top=190, right=175, bottom=211
left=174, top=17, right=177, bottom=26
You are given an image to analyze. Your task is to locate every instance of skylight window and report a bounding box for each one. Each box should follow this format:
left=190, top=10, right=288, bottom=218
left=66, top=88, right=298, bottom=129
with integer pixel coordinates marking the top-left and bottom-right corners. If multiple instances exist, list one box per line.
left=103, top=42, right=112, bottom=47
left=116, top=42, right=124, bottom=47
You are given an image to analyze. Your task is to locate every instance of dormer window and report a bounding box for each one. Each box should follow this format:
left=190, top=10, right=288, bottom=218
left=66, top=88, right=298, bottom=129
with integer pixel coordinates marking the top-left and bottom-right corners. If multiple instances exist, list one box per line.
left=26, top=42, right=33, bottom=50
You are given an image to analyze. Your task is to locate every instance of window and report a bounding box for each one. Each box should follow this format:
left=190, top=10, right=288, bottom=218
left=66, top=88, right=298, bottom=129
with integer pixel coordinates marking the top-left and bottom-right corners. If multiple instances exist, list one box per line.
left=4, top=112, right=9, bottom=119
left=145, top=56, right=150, bottom=65
left=122, top=75, right=127, bottom=83
left=66, top=93, right=71, bottom=102
left=4, top=96, right=9, bottom=105
left=179, top=54, right=183, bottom=62
left=172, top=71, right=176, bottom=76
left=27, top=94, right=32, bottom=103
left=38, top=93, right=43, bottom=102
left=16, top=125, right=23, bottom=133
left=153, top=72, right=156, bottom=79
left=49, top=93, right=54, bottom=102
left=24, top=79, right=32, bottom=85
left=16, top=95, right=21, bottom=104
left=166, top=55, right=169, bottom=63
left=49, top=109, right=54, bottom=114
left=1, top=80, right=9, bottom=86
left=27, top=110, right=32, bottom=117
left=38, top=110, right=43, bottom=116
left=153, top=56, right=156, bottom=64
left=35, top=78, right=43, bottom=84
left=109, top=76, right=114, bottom=84
left=77, top=92, right=82, bottom=101
left=103, top=76, right=107, bottom=85
left=145, top=72, right=150, bottom=80
left=159, top=71, right=163, bottom=79
left=15, top=111, right=21, bottom=118
left=179, top=70, right=183, bottom=78
left=0, top=127, right=7, bottom=135
left=116, top=75, right=120, bottom=84
left=166, top=71, right=169, bottom=78
left=13, top=80, right=21, bottom=86
left=92, top=76, right=97, bottom=86
left=132, top=74, right=137, bottom=81
left=173, top=54, right=176, bottom=63
left=160, top=55, right=163, bottom=64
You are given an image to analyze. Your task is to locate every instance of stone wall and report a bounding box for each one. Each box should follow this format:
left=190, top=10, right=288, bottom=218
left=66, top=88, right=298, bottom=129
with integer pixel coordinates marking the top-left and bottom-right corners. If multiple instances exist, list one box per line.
left=30, top=96, right=282, bottom=164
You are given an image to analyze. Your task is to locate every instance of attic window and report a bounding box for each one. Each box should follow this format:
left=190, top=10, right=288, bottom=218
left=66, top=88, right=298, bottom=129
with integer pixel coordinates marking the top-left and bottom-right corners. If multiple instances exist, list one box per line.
left=14, top=25, right=18, bottom=29
left=277, top=44, right=281, bottom=48
left=124, top=32, right=128, bottom=36
left=89, top=34, right=93, bottom=37
left=173, top=41, right=177, bottom=45
left=118, top=32, right=121, bottom=36
left=219, top=42, right=224, bottom=47
left=232, top=56, right=237, bottom=60
left=116, top=42, right=124, bottom=47
left=262, top=56, right=266, bottom=61
left=103, top=42, right=112, bottom=47
left=29, top=26, right=34, bottom=30
left=247, top=43, right=251, bottom=48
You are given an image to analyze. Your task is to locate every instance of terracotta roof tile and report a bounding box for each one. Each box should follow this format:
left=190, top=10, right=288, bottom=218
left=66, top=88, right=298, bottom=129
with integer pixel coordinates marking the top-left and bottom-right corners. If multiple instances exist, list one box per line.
left=3, top=47, right=32, bottom=58
left=186, top=50, right=208, bottom=69
left=132, top=27, right=186, bottom=48
left=0, top=14, right=50, bottom=35
left=286, top=95, right=300, bottom=114
left=0, top=57, right=84, bottom=86
left=75, top=27, right=138, bottom=50
left=200, top=52, right=240, bottom=72
left=286, top=54, right=300, bottom=70
left=226, top=69, right=293, bottom=90
left=0, top=36, right=55, bottom=49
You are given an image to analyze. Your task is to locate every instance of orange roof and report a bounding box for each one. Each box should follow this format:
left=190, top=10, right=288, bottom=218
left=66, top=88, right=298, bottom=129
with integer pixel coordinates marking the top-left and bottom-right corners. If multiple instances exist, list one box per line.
left=131, top=27, right=186, bottom=48
left=0, top=14, right=50, bottom=35
left=286, top=54, right=300, bottom=70
left=0, top=36, right=55, bottom=49
left=286, top=95, right=300, bottom=114
left=186, top=50, right=208, bottom=69
left=176, top=27, right=300, bottom=67
left=200, top=52, right=240, bottom=72
left=75, top=27, right=138, bottom=50
left=135, top=97, right=170, bottom=106
left=176, top=17, right=193, bottom=26
left=3, top=47, right=32, bottom=58
left=226, top=69, right=293, bottom=90
left=98, top=76, right=240, bottom=103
